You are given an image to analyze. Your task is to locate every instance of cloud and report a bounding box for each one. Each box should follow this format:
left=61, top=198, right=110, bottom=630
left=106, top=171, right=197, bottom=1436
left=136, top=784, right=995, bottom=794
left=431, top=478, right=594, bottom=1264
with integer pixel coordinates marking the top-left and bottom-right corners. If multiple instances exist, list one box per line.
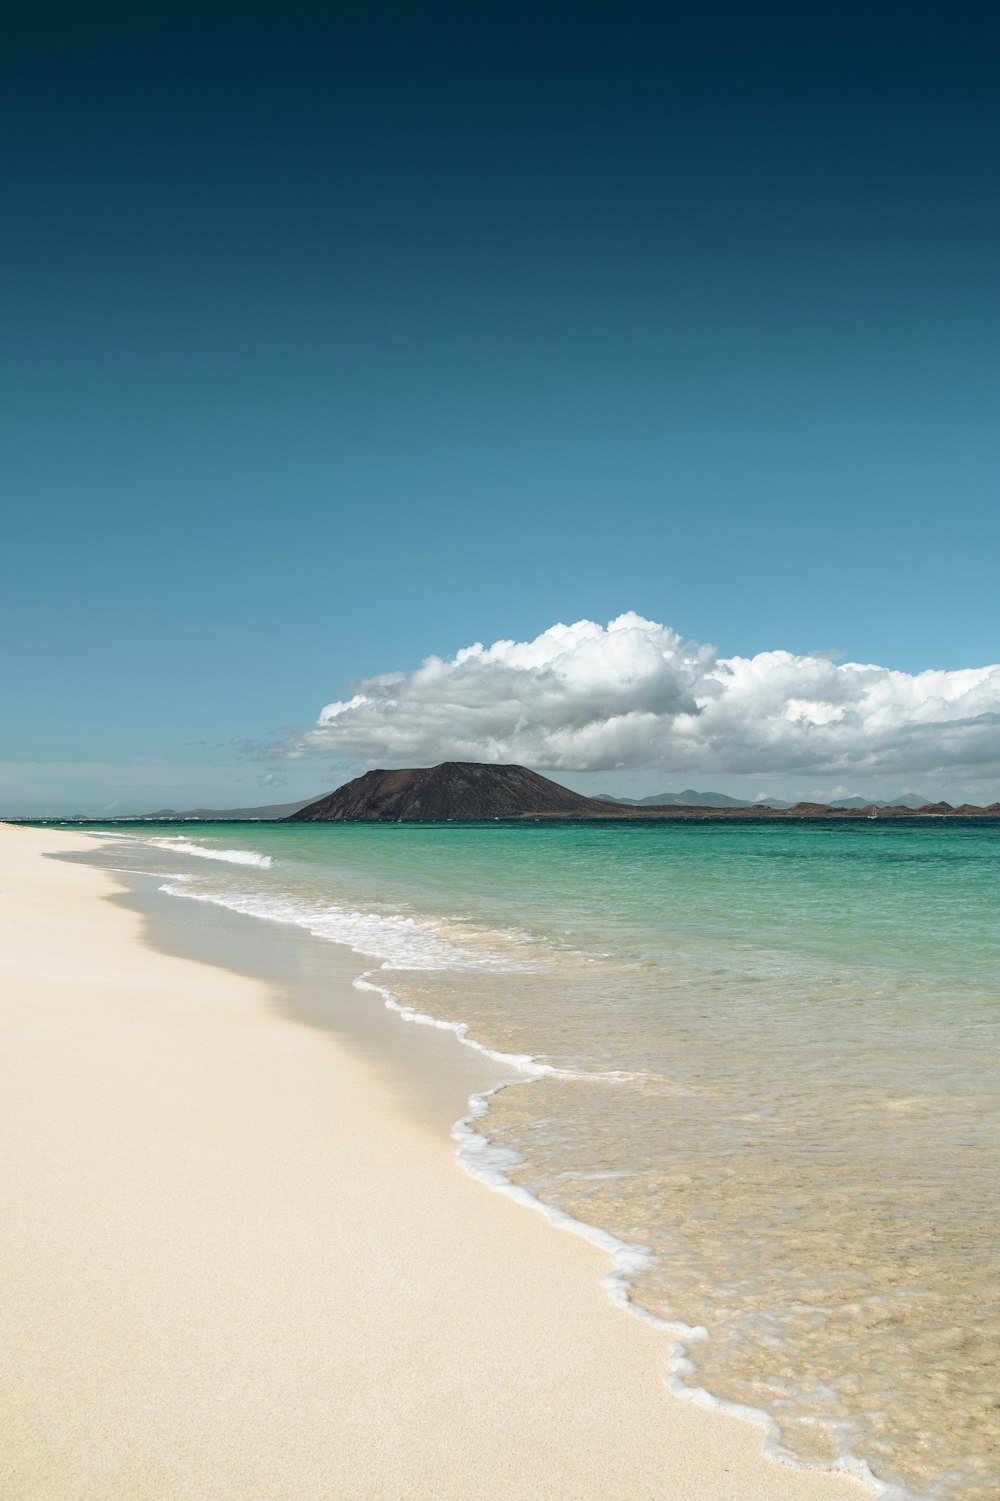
left=290, top=613, right=1000, bottom=783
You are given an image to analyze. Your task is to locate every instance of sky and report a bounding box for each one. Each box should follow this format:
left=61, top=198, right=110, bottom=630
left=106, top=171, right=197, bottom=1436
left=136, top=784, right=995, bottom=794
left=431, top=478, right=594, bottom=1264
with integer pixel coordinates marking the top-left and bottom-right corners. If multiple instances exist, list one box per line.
left=3, top=2, right=1000, bottom=814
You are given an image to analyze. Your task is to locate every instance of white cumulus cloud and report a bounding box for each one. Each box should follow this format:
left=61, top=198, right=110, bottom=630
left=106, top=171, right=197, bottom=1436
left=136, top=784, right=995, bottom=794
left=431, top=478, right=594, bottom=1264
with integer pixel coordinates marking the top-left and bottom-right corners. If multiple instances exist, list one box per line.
left=294, top=613, right=1000, bottom=783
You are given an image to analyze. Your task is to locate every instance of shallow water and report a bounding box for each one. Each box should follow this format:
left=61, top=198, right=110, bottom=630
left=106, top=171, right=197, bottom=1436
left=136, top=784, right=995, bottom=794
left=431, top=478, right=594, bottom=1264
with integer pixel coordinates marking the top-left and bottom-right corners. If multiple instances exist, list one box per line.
left=71, top=817, right=1000, bottom=1500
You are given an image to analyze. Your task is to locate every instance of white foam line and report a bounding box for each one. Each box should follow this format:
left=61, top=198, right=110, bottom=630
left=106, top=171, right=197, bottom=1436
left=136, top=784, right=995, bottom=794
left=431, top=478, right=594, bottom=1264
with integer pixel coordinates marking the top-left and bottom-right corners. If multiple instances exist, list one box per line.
left=353, top=975, right=551, bottom=1075
left=356, top=969, right=898, bottom=1500
left=457, top=1090, right=897, bottom=1498
left=154, top=839, right=274, bottom=868
left=84, top=828, right=273, bottom=867
left=157, top=882, right=514, bottom=973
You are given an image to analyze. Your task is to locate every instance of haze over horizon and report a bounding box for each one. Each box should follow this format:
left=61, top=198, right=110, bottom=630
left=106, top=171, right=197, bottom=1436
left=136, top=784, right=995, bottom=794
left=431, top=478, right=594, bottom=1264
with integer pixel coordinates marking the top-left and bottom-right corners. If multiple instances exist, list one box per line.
left=10, top=609, right=1000, bottom=815
left=4, top=3, right=1000, bottom=814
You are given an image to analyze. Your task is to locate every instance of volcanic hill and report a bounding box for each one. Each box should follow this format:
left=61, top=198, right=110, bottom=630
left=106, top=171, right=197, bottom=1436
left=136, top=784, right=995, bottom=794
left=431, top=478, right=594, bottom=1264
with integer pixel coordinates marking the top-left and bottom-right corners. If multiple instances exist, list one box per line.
left=290, top=762, right=610, bottom=821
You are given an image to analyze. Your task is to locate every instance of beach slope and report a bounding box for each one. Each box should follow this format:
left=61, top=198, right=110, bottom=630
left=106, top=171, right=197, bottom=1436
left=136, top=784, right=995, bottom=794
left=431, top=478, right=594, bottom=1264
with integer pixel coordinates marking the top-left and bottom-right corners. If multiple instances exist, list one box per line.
left=0, top=825, right=869, bottom=1500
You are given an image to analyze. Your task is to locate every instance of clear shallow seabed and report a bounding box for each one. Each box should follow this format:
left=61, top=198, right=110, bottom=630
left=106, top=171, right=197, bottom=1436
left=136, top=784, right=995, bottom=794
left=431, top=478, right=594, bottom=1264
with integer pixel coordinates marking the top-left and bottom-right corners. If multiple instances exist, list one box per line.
left=74, top=818, right=999, bottom=1500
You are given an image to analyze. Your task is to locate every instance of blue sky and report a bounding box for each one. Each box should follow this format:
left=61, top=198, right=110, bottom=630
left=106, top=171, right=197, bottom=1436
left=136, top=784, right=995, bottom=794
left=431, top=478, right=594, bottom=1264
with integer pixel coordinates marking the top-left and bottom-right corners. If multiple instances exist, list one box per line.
left=3, top=3, right=999, bottom=813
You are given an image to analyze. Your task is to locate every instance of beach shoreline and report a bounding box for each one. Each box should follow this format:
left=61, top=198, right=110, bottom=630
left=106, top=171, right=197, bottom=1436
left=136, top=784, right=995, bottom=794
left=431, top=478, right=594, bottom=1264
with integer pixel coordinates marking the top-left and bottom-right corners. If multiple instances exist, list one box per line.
left=1, top=824, right=872, bottom=1500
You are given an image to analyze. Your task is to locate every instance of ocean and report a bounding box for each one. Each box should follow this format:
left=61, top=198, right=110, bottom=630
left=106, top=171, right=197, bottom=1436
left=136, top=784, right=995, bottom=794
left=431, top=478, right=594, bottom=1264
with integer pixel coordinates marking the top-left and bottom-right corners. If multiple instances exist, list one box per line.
left=74, top=817, right=999, bottom=1500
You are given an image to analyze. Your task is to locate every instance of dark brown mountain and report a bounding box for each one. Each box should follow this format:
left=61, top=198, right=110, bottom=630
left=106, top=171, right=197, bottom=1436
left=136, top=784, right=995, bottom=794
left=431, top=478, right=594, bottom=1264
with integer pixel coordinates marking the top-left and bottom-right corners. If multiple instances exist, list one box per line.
left=290, top=762, right=613, bottom=821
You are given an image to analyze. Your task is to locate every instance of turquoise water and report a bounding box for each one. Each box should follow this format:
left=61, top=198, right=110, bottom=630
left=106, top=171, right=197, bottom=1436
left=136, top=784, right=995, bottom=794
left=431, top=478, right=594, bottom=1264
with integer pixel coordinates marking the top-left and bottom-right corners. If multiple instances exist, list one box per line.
left=80, top=818, right=1000, bottom=1500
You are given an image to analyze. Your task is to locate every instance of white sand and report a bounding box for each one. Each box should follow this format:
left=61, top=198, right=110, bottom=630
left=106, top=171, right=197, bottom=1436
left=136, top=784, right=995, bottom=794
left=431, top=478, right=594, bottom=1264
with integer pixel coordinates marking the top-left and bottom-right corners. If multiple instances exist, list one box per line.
left=0, top=824, right=871, bottom=1500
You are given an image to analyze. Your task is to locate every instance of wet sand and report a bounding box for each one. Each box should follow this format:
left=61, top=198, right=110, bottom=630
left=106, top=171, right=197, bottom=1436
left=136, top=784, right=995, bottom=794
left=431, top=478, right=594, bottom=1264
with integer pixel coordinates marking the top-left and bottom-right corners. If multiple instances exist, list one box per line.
left=0, top=824, right=870, bottom=1500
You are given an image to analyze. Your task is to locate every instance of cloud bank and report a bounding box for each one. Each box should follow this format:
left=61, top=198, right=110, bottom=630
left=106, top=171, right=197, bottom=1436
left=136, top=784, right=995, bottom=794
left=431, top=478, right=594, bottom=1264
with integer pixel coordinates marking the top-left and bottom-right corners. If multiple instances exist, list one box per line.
left=295, top=613, right=1000, bottom=783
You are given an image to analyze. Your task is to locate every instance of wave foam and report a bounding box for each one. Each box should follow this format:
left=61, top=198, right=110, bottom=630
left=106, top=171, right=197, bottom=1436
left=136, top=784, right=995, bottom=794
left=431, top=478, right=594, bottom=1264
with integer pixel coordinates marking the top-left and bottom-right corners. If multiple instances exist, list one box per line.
left=90, top=830, right=273, bottom=867
left=358, top=964, right=894, bottom=1500
left=353, top=975, right=550, bottom=1073
left=157, top=882, right=521, bottom=972
left=152, top=838, right=273, bottom=867
left=453, top=1095, right=893, bottom=1496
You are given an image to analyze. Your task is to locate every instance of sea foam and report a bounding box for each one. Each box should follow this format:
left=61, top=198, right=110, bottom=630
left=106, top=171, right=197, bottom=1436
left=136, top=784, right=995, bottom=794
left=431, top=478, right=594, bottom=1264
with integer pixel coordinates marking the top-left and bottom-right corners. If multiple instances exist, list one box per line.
left=156, top=880, right=522, bottom=972
left=358, top=967, right=892, bottom=1498
left=92, top=830, right=273, bottom=868
left=151, top=838, right=273, bottom=867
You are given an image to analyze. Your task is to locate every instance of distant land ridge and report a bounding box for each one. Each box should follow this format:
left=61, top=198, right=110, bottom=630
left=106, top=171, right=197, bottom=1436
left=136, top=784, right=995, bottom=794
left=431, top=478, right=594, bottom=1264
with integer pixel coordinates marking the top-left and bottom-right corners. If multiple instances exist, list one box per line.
left=595, top=789, right=752, bottom=808
left=288, top=765, right=1000, bottom=823
left=595, top=789, right=933, bottom=811
left=49, top=796, right=320, bottom=823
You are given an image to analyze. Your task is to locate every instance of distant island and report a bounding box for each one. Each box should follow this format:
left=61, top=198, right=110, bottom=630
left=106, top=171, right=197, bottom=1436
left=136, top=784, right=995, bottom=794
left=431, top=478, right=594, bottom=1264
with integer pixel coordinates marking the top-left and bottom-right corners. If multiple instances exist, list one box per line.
left=290, top=763, right=601, bottom=821
left=289, top=764, right=1000, bottom=822
left=593, top=789, right=933, bottom=811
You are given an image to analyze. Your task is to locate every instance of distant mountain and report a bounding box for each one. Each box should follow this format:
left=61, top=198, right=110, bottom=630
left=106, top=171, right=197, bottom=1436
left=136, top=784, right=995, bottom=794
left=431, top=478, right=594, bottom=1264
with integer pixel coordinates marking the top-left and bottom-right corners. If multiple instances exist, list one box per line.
left=645, top=789, right=752, bottom=808
left=147, top=797, right=320, bottom=820
left=58, top=796, right=320, bottom=822
left=828, top=792, right=931, bottom=810
left=601, top=789, right=936, bottom=811
left=596, top=789, right=752, bottom=808
left=292, top=763, right=611, bottom=821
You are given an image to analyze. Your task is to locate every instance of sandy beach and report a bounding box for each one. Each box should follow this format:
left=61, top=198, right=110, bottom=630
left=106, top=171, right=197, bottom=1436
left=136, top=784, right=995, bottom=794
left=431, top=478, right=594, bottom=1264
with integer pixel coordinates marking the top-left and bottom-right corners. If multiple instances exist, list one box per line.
left=0, top=824, right=872, bottom=1501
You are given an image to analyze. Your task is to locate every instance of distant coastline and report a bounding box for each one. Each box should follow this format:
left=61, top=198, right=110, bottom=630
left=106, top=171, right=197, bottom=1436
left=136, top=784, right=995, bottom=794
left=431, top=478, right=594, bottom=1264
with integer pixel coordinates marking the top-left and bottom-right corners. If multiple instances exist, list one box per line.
left=12, top=761, right=997, bottom=824
left=285, top=762, right=1000, bottom=821
left=499, top=803, right=1000, bottom=820
left=14, top=806, right=998, bottom=824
